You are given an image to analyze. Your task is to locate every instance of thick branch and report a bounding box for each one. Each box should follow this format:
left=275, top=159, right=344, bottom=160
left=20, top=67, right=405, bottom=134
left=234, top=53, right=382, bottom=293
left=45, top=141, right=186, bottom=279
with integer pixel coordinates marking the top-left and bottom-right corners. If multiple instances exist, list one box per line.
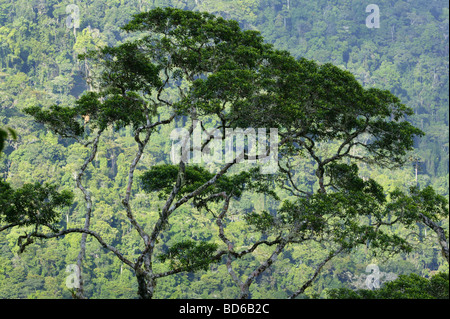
left=122, top=128, right=152, bottom=245
left=74, top=129, right=103, bottom=298
left=420, top=213, right=449, bottom=263
left=17, top=227, right=134, bottom=269
left=0, top=222, right=23, bottom=232
left=288, top=247, right=345, bottom=299
left=240, top=239, right=288, bottom=299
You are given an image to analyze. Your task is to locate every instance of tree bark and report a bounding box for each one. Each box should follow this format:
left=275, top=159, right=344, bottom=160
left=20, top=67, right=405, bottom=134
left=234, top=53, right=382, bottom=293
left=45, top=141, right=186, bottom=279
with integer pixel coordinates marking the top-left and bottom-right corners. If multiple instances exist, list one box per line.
left=74, top=130, right=103, bottom=299
left=420, top=213, right=449, bottom=263
left=288, top=247, right=344, bottom=299
left=240, top=240, right=288, bottom=299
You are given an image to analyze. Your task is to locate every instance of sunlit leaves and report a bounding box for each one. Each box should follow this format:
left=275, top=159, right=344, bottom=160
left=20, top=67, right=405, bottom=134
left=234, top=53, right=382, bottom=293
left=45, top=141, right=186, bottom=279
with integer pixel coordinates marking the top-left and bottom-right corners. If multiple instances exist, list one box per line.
left=122, top=7, right=267, bottom=75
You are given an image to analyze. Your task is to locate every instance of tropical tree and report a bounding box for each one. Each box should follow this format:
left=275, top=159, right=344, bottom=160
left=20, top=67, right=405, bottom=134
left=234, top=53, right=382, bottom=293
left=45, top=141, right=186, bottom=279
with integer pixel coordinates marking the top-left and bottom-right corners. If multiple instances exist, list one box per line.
left=8, top=7, right=429, bottom=300
left=21, top=7, right=271, bottom=299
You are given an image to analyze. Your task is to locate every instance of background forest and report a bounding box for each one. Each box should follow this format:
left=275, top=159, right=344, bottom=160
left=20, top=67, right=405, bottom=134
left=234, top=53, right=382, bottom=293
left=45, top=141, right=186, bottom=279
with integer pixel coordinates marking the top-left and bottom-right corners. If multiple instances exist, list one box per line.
left=0, top=0, right=448, bottom=299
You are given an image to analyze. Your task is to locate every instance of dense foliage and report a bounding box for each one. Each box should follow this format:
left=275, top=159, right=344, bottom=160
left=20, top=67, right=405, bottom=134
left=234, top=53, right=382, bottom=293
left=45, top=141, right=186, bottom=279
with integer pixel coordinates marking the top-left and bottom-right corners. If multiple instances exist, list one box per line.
left=0, top=0, right=448, bottom=299
left=327, top=272, right=449, bottom=299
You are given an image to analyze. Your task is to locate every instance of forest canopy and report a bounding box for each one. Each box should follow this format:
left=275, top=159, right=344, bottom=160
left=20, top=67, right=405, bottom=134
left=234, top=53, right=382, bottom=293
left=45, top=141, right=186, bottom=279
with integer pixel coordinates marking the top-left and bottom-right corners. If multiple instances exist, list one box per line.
left=0, top=1, right=448, bottom=300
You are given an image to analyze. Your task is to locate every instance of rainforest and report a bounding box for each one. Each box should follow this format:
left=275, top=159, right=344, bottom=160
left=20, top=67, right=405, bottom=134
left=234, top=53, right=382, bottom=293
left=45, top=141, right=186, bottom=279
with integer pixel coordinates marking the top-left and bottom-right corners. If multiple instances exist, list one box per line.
left=0, top=0, right=448, bottom=300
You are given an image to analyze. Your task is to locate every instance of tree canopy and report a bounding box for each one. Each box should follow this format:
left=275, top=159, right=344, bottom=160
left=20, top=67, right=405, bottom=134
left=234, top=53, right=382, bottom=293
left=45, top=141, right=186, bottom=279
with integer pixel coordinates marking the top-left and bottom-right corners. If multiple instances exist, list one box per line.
left=0, top=1, right=448, bottom=300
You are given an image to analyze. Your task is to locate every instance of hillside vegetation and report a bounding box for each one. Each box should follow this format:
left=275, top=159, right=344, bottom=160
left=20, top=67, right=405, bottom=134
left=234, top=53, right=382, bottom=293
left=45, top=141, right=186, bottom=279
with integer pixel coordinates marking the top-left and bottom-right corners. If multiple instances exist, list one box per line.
left=0, top=0, right=448, bottom=299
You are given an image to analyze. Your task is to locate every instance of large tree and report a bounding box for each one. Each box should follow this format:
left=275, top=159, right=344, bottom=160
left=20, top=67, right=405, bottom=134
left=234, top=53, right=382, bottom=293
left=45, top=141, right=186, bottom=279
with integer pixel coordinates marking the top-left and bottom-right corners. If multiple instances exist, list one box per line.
left=3, top=7, right=434, bottom=299
left=22, top=7, right=272, bottom=299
